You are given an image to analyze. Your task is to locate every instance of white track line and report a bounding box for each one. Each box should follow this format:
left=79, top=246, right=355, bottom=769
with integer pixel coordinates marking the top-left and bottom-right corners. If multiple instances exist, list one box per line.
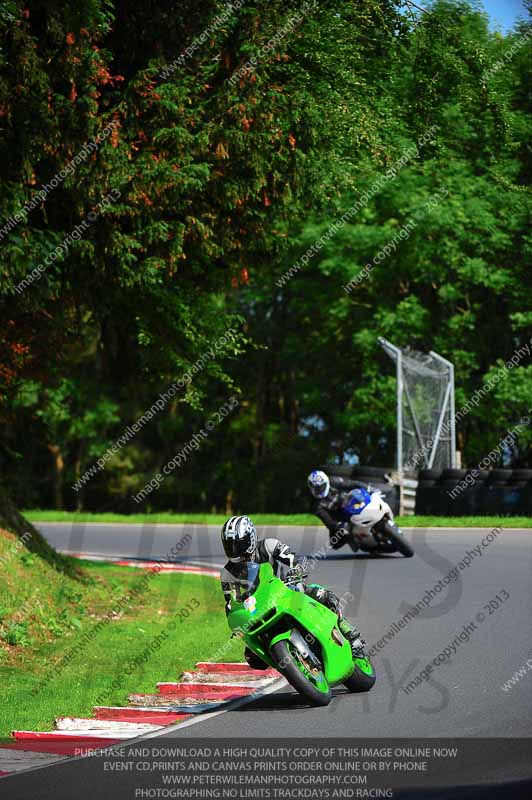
left=2, top=677, right=288, bottom=781
left=133, top=676, right=288, bottom=737
left=0, top=557, right=279, bottom=779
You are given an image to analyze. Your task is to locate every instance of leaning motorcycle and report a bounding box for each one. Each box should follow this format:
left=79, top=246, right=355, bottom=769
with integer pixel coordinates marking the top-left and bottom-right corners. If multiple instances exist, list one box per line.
left=337, top=487, right=414, bottom=557
left=226, top=561, right=376, bottom=707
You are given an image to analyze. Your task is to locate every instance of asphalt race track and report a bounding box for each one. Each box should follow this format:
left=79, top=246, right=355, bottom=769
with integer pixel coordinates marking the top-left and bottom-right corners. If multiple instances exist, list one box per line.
left=37, top=521, right=532, bottom=741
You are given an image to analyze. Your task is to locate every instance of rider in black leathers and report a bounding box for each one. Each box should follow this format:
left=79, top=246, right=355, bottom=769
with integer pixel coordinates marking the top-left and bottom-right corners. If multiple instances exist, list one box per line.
left=308, top=470, right=370, bottom=549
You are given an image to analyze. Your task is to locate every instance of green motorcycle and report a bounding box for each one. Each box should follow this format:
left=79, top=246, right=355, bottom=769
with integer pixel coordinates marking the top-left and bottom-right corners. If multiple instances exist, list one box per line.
left=226, top=561, right=376, bottom=707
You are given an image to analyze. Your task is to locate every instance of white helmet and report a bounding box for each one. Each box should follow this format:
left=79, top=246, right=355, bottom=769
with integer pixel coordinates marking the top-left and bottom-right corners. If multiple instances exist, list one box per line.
left=307, top=470, right=330, bottom=499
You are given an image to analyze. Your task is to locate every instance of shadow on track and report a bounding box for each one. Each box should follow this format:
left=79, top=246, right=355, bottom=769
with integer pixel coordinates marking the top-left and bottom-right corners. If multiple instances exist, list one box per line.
left=234, top=686, right=363, bottom=713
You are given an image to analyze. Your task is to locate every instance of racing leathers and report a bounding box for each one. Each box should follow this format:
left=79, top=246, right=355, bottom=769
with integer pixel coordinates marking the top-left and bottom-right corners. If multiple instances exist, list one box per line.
left=220, top=537, right=365, bottom=667
left=312, top=475, right=369, bottom=549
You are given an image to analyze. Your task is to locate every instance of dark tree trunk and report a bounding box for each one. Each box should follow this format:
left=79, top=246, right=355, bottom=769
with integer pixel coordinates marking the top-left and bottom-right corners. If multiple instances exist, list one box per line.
left=48, top=444, right=64, bottom=510
left=0, top=486, right=84, bottom=579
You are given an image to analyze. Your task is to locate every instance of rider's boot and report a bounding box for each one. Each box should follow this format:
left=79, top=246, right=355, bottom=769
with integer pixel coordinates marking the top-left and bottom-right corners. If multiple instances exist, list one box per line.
left=338, top=618, right=367, bottom=660
left=329, top=524, right=348, bottom=550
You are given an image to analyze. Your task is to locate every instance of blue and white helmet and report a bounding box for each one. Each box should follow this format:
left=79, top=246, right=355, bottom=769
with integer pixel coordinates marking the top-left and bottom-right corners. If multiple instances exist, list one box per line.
left=307, top=470, right=330, bottom=499
left=221, top=515, right=257, bottom=561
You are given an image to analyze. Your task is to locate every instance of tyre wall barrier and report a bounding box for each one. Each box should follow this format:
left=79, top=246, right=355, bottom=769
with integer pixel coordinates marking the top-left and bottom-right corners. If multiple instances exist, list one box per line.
left=316, top=465, right=532, bottom=516
left=317, top=465, right=399, bottom=515
left=415, top=471, right=532, bottom=516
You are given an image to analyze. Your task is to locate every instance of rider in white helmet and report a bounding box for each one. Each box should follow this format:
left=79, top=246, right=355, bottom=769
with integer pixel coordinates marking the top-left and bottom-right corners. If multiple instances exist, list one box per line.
left=307, top=469, right=369, bottom=549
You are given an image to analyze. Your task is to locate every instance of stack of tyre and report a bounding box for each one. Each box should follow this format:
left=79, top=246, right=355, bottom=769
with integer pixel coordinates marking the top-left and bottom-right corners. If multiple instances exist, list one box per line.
left=318, top=464, right=400, bottom=516
left=415, top=468, right=532, bottom=516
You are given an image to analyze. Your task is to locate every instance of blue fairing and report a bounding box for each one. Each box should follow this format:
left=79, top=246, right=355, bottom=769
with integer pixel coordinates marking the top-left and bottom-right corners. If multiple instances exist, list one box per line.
left=340, top=488, right=371, bottom=519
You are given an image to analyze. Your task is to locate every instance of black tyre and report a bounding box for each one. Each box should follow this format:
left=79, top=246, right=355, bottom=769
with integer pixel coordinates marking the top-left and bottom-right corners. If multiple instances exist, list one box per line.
left=441, top=469, right=468, bottom=481
left=487, top=469, right=513, bottom=483
left=343, top=659, right=376, bottom=693
left=419, top=469, right=443, bottom=482
left=352, top=465, right=392, bottom=480
left=271, top=640, right=332, bottom=707
left=415, top=485, right=440, bottom=515
left=510, top=469, right=532, bottom=483
left=317, top=464, right=354, bottom=478
left=475, top=470, right=490, bottom=482
left=381, top=520, right=414, bottom=557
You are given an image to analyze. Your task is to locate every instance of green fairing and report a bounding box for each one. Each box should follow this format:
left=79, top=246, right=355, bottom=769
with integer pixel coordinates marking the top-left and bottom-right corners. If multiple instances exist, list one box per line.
left=226, top=562, right=365, bottom=690
left=355, top=658, right=374, bottom=676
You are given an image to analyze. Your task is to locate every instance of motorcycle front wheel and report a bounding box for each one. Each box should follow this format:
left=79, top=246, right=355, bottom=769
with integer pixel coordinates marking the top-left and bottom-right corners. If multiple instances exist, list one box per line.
left=380, top=519, right=414, bottom=557
left=271, top=640, right=332, bottom=707
left=343, top=658, right=376, bottom=693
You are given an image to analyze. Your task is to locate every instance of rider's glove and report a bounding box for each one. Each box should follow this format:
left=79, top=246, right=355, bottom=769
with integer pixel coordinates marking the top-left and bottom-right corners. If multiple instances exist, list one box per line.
left=286, top=558, right=309, bottom=583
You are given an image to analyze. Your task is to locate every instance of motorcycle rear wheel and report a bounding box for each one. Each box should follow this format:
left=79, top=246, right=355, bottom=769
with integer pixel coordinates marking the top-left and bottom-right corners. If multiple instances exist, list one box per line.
left=271, top=640, right=332, bottom=707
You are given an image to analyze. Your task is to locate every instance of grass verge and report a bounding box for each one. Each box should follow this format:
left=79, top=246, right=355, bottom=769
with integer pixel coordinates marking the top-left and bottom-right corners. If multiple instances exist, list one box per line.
left=398, top=516, right=532, bottom=528
left=23, top=510, right=532, bottom=528
left=0, top=530, right=238, bottom=740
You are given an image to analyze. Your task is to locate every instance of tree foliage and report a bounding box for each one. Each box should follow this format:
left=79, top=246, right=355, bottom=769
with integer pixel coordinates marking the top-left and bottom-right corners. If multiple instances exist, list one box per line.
left=0, top=0, right=530, bottom=511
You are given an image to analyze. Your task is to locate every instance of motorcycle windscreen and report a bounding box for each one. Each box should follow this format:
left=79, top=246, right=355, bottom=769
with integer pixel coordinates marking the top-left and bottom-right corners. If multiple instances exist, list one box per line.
left=224, top=560, right=261, bottom=601
left=342, top=487, right=371, bottom=516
